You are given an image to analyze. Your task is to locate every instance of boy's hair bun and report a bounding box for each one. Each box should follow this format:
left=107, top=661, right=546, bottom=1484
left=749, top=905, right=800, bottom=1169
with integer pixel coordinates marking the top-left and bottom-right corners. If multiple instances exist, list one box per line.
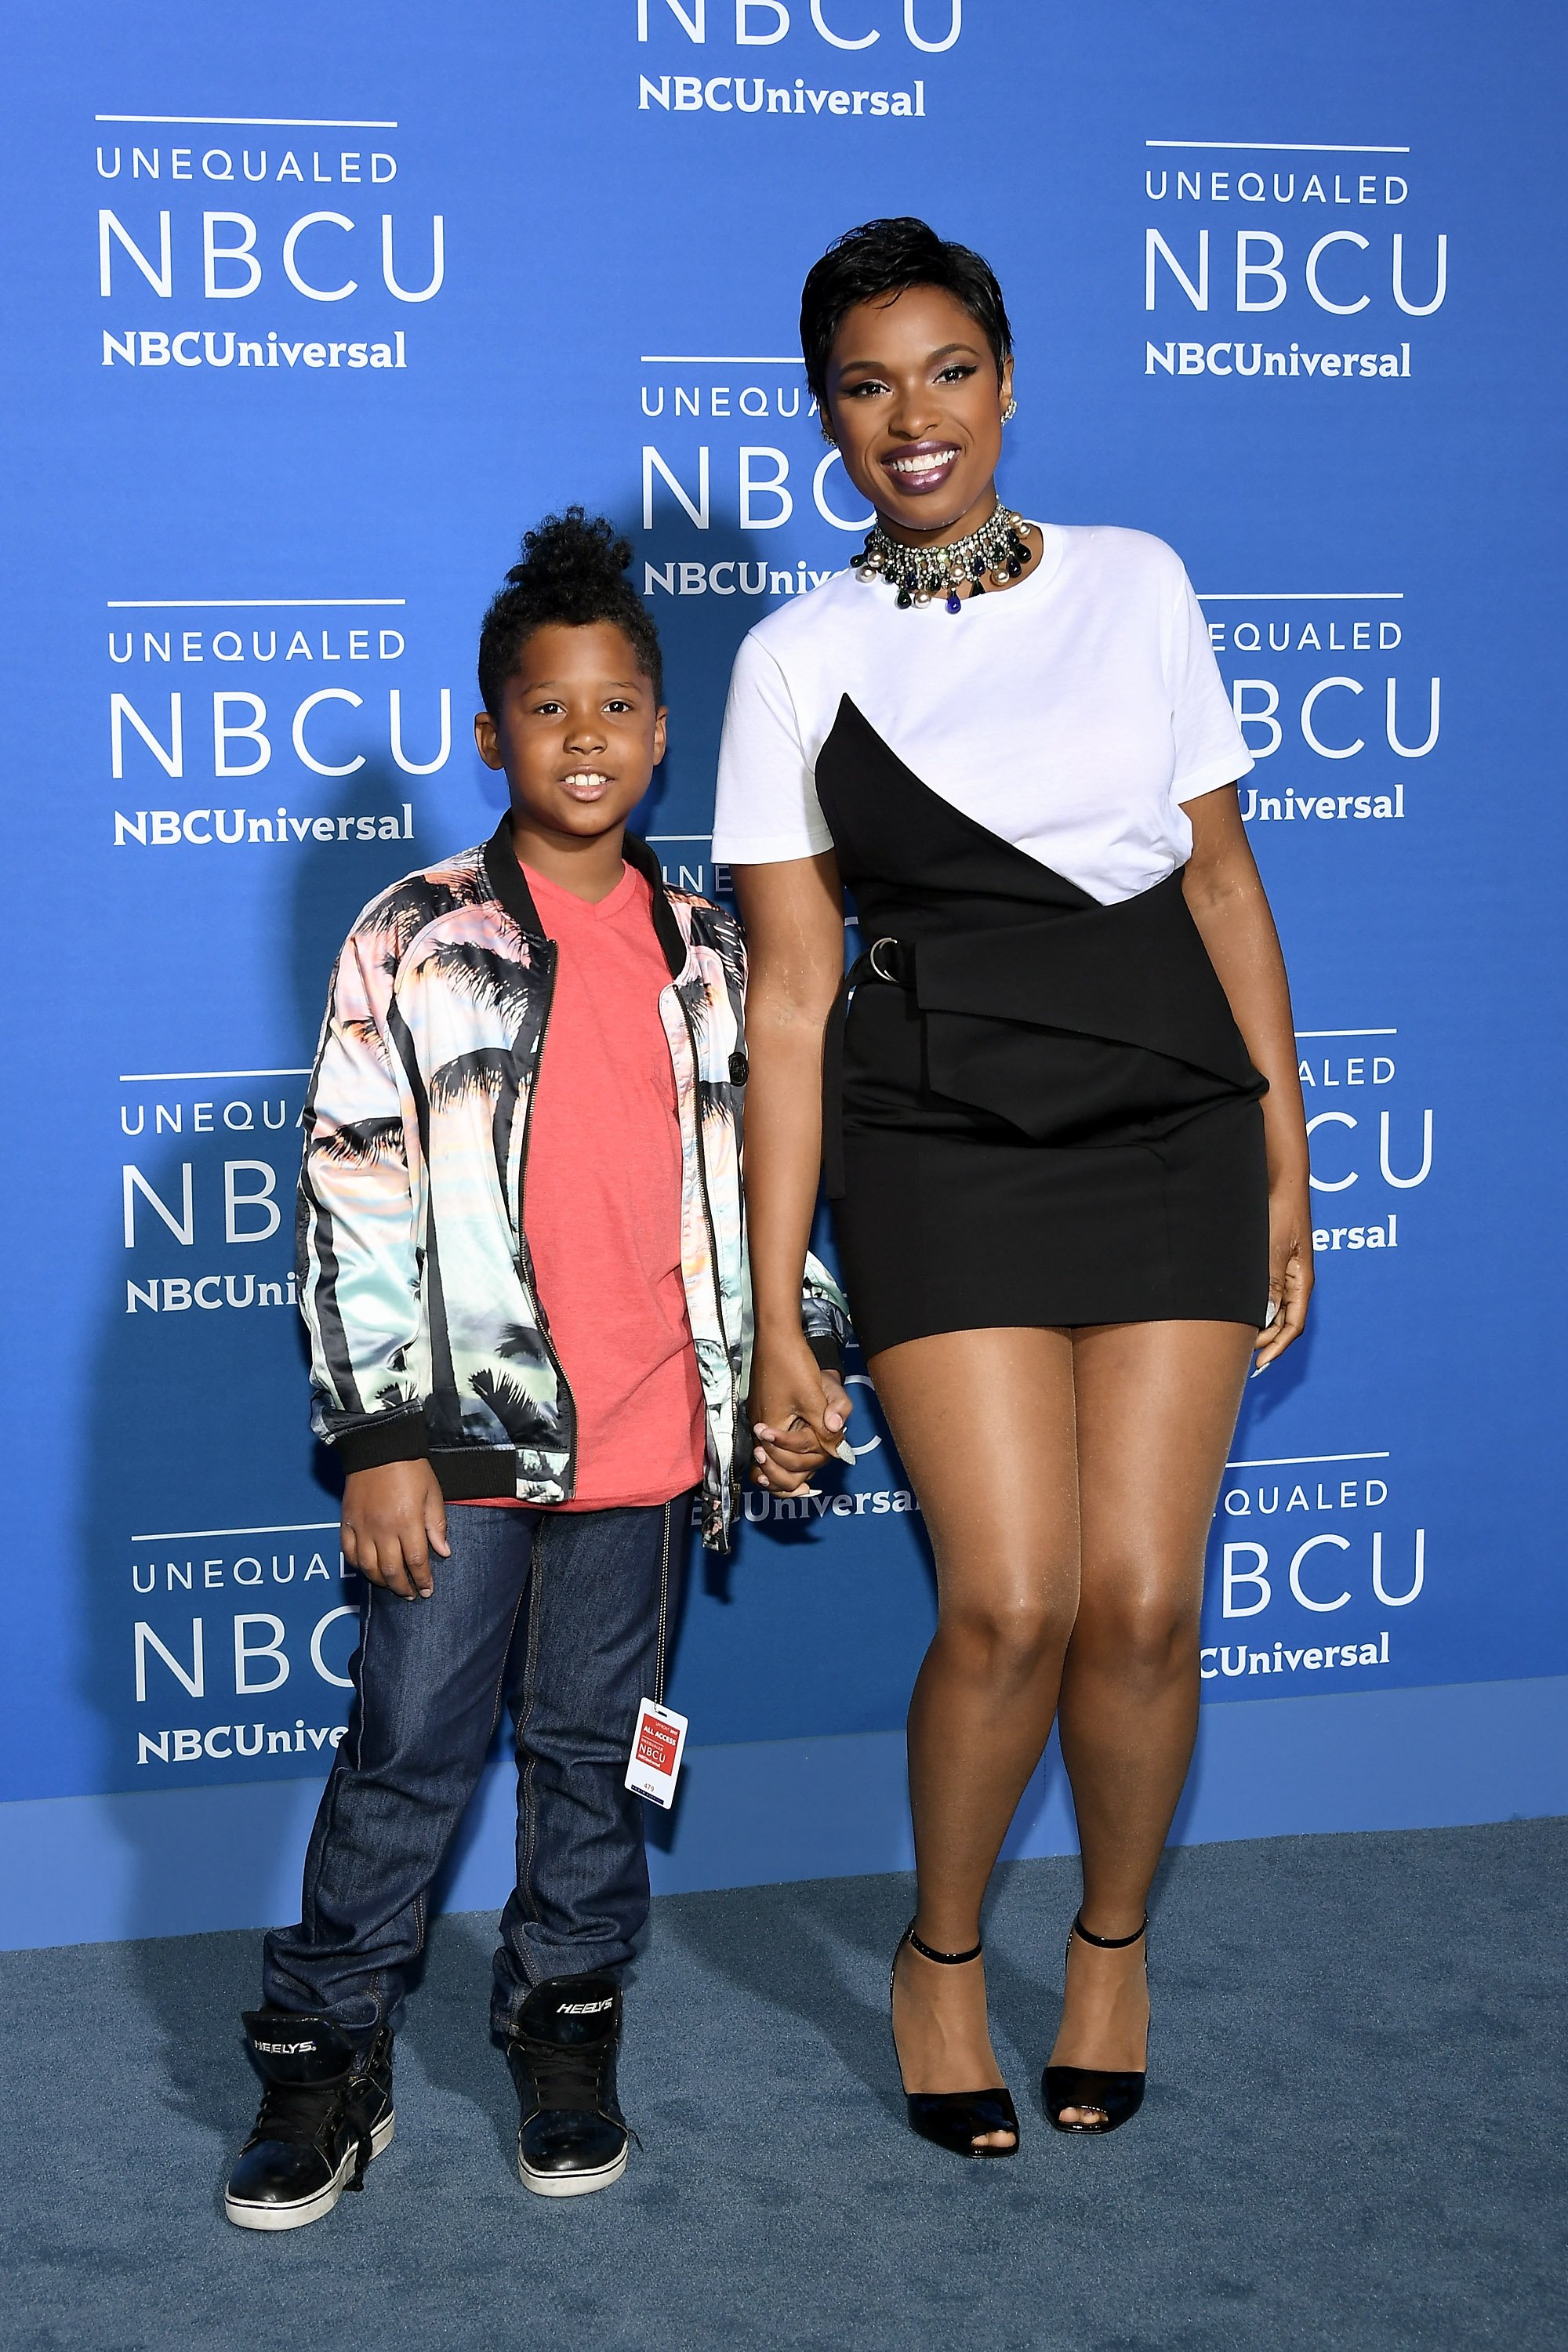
left=478, top=506, right=663, bottom=716
left=508, top=510, right=633, bottom=598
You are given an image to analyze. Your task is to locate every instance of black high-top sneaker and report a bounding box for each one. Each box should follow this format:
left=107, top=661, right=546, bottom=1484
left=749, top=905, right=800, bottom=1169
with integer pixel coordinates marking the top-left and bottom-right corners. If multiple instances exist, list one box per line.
left=505, top=1975, right=629, bottom=2198
left=224, top=2009, right=394, bottom=2231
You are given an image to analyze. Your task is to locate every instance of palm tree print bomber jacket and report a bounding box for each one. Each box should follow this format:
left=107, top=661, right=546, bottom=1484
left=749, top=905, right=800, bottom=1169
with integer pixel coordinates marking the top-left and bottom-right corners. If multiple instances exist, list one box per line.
left=297, top=822, right=849, bottom=1550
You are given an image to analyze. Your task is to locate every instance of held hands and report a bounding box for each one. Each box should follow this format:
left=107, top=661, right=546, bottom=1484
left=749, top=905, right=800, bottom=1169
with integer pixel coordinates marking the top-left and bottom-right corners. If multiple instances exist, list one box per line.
left=750, top=1335, right=855, bottom=1496
left=341, top=1460, right=452, bottom=1599
left=1254, top=1179, right=1314, bottom=1373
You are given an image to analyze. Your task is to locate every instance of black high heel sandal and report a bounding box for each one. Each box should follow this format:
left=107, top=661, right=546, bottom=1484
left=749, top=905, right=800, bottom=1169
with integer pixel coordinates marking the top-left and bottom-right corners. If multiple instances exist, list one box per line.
left=1043, top=1911, right=1149, bottom=2136
left=891, top=1922, right=1020, bottom=2160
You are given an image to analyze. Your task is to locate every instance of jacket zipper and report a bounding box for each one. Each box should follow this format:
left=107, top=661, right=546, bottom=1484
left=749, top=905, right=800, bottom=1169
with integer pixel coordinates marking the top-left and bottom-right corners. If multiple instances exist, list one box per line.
left=515, top=938, right=577, bottom=1491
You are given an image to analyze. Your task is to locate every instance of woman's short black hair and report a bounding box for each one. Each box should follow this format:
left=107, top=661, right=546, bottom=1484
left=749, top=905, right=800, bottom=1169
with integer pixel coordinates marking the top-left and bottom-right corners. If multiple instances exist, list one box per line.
left=799, top=216, right=1013, bottom=411
left=477, top=507, right=662, bottom=717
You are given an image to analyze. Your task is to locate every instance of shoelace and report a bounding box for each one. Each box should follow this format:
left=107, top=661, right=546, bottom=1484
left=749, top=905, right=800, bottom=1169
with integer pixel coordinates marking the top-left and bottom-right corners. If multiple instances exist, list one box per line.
left=517, top=2036, right=609, bottom=2113
left=247, top=2074, right=376, bottom=2184
left=249, top=2078, right=346, bottom=2148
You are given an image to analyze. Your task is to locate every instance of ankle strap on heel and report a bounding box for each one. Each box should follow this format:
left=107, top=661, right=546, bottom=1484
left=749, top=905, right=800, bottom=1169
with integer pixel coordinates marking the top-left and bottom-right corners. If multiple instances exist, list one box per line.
left=905, top=1922, right=982, bottom=1966
left=1070, top=1911, right=1147, bottom=1951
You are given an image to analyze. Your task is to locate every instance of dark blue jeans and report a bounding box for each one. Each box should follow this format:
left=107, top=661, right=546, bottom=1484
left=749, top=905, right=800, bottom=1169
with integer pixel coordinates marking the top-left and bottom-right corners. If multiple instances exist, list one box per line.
left=263, top=1497, right=688, bottom=2046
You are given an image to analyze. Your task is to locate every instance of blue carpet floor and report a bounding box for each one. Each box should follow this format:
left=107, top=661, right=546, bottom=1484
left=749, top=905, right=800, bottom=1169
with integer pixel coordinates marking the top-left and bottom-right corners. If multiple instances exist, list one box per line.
left=2, top=1820, right=1563, bottom=2352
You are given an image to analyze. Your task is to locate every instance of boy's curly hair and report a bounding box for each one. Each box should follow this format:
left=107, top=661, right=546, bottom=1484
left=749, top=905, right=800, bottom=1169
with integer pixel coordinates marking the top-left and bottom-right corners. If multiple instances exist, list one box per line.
left=477, top=508, right=663, bottom=716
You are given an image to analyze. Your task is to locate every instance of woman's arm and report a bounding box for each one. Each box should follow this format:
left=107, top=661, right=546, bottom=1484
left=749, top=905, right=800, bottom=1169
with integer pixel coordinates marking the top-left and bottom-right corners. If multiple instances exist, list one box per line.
left=1182, top=787, right=1313, bottom=1368
left=733, top=848, right=853, bottom=1481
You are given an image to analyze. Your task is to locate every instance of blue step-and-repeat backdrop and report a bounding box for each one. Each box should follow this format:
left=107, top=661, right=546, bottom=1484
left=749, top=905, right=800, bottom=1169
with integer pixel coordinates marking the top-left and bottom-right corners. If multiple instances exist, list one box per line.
left=2, top=2, right=1563, bottom=1947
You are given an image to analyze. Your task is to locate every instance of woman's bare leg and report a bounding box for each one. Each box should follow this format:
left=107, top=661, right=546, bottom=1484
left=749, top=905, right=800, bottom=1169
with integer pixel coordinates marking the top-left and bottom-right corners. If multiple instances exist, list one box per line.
left=870, top=1327, right=1080, bottom=2149
left=1049, top=1319, right=1254, bottom=2120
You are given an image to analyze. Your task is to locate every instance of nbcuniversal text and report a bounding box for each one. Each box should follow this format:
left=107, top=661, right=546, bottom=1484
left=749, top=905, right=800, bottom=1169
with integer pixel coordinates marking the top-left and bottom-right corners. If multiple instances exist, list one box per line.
left=1201, top=1633, right=1392, bottom=1680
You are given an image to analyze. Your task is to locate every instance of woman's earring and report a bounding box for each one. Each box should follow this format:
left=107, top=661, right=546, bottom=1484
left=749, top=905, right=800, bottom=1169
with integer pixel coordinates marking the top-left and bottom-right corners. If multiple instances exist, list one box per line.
left=1002, top=396, right=1018, bottom=423
left=821, top=425, right=837, bottom=445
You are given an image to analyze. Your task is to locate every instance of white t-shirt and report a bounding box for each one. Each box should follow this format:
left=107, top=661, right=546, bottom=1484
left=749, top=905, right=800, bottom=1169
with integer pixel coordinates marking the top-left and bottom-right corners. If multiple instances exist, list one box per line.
left=711, top=523, right=1252, bottom=907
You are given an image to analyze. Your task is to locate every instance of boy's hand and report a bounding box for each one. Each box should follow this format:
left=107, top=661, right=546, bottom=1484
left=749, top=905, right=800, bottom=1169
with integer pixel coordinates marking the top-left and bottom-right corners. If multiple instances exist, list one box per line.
left=342, top=1461, right=451, bottom=1600
left=750, top=1339, right=855, bottom=1496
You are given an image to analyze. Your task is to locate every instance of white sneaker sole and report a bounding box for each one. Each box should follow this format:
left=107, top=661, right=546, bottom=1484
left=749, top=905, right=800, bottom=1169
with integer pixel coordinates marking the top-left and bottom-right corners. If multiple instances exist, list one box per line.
left=517, top=2136, right=628, bottom=2198
left=224, top=2108, right=395, bottom=2232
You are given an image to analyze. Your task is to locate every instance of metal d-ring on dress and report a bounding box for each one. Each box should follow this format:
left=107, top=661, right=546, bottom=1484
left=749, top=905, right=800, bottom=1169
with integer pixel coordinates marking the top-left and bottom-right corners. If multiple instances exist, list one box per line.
left=712, top=521, right=1271, bottom=1355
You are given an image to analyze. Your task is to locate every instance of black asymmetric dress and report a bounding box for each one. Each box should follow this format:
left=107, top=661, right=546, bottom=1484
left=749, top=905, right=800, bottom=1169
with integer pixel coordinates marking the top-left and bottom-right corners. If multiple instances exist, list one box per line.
left=818, top=699, right=1270, bottom=1358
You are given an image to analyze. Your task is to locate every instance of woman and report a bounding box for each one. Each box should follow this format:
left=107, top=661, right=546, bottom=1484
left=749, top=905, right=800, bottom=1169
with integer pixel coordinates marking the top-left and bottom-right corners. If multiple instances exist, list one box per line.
left=713, top=217, right=1311, bottom=2158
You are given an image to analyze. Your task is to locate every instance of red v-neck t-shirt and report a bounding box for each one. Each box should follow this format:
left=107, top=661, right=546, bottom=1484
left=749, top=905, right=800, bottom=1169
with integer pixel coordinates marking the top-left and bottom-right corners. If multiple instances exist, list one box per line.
left=457, top=858, right=705, bottom=1512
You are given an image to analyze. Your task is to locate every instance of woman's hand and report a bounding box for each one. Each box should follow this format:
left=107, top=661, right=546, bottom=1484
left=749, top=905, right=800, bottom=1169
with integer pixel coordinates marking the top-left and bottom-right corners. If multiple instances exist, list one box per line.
left=750, top=1333, right=855, bottom=1494
left=1181, top=790, right=1315, bottom=1380
left=341, top=1460, right=452, bottom=1599
left=1254, top=1175, right=1313, bottom=1371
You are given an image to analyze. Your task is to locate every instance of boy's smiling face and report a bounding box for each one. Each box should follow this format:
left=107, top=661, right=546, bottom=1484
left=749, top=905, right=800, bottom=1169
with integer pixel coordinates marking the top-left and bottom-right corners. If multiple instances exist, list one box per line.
left=474, top=620, right=666, bottom=873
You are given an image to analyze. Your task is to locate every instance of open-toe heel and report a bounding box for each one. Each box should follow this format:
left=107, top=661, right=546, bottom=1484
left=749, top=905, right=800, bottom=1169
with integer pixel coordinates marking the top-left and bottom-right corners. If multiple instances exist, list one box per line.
left=1043, top=1911, right=1148, bottom=2136
left=891, top=1922, right=1020, bottom=2160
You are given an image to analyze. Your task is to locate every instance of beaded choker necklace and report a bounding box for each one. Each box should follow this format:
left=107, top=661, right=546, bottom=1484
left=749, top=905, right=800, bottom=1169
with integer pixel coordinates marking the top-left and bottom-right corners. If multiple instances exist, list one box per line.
left=855, top=500, right=1033, bottom=613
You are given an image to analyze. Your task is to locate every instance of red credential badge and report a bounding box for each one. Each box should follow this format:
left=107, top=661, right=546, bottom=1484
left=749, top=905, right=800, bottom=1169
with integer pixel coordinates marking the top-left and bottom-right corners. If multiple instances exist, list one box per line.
left=625, top=1697, right=690, bottom=1809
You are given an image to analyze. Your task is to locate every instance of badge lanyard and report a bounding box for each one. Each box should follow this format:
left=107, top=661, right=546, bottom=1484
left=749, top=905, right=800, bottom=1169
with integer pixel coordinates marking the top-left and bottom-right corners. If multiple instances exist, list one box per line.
left=625, top=1497, right=689, bottom=1809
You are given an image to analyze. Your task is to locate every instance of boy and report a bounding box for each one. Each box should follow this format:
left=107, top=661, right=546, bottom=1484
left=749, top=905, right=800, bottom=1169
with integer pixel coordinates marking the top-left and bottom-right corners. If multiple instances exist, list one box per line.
left=224, top=510, right=849, bottom=2229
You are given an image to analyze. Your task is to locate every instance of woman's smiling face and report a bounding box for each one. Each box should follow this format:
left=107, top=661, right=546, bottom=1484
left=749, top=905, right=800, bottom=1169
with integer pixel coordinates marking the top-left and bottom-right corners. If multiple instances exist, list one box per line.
left=822, top=281, right=1013, bottom=545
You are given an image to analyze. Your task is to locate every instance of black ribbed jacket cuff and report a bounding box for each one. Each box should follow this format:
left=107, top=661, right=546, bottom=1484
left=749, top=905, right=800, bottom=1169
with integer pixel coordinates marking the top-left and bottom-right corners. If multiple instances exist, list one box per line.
left=333, top=1406, right=431, bottom=1473
left=806, top=1330, right=844, bottom=1377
